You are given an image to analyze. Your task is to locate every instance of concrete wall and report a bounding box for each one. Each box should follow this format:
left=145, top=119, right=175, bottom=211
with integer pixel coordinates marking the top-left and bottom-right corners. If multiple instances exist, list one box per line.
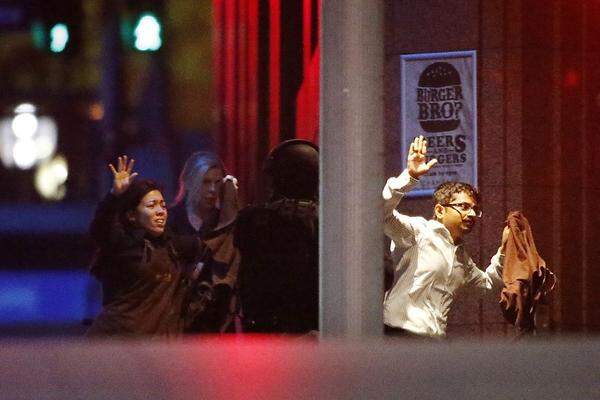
left=384, top=0, right=600, bottom=338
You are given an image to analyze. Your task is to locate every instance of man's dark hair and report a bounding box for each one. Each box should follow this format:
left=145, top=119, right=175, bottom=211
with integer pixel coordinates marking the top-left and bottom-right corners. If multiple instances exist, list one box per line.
left=433, top=181, right=480, bottom=206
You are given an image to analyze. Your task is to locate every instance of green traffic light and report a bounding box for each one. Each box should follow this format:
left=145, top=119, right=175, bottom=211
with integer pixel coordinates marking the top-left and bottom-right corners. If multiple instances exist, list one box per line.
left=31, top=21, right=46, bottom=50
left=49, top=23, right=69, bottom=53
left=133, top=12, right=162, bottom=51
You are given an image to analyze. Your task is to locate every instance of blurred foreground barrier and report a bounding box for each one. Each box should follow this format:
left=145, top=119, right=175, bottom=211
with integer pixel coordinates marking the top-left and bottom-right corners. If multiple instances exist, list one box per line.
left=0, top=335, right=599, bottom=399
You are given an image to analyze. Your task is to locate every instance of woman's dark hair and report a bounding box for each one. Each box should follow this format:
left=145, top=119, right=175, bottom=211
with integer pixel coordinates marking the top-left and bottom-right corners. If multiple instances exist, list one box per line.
left=119, top=179, right=163, bottom=227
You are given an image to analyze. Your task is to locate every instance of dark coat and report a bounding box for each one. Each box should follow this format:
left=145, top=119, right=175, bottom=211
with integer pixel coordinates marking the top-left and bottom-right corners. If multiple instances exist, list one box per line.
left=167, top=203, right=240, bottom=333
left=87, top=193, right=206, bottom=337
left=235, top=198, right=318, bottom=333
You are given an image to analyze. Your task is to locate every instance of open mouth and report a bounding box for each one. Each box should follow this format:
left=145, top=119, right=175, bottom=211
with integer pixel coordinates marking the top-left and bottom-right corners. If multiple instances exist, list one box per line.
left=154, top=218, right=166, bottom=227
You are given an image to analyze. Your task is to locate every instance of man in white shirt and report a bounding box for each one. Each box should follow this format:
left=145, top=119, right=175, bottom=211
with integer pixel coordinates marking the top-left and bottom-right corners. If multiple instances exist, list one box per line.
left=383, top=135, right=508, bottom=338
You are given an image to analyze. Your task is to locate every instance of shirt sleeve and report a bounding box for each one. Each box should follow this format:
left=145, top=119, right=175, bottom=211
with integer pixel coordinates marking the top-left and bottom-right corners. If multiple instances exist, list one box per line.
left=89, top=192, right=129, bottom=248
left=382, top=169, right=422, bottom=250
left=466, top=249, right=505, bottom=292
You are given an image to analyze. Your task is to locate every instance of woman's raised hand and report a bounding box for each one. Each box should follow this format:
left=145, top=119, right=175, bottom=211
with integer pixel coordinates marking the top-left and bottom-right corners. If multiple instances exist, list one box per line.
left=218, top=175, right=239, bottom=227
left=108, top=155, right=139, bottom=196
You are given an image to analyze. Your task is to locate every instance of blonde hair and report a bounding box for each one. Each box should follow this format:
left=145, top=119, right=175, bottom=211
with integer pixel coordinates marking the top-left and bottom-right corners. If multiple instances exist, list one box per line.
left=172, top=151, right=224, bottom=229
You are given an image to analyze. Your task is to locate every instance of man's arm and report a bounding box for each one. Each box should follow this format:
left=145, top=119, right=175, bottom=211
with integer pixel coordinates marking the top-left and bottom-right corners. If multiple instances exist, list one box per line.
left=382, top=170, right=420, bottom=247
left=382, top=135, right=438, bottom=248
left=466, top=249, right=505, bottom=291
left=467, top=227, right=509, bottom=291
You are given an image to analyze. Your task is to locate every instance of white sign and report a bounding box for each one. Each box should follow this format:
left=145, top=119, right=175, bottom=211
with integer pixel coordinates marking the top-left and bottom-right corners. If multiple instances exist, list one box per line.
left=401, top=50, right=477, bottom=196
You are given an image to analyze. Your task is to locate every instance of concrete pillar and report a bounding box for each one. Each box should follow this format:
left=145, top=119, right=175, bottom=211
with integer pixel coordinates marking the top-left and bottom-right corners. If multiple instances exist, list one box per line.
left=320, top=0, right=384, bottom=337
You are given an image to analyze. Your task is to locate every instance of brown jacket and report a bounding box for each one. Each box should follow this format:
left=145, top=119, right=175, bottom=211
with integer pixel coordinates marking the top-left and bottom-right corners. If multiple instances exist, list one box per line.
left=500, top=211, right=556, bottom=333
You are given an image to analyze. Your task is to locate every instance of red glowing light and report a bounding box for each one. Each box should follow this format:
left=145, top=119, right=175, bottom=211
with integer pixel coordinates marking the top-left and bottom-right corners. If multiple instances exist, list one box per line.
left=563, top=70, right=580, bottom=87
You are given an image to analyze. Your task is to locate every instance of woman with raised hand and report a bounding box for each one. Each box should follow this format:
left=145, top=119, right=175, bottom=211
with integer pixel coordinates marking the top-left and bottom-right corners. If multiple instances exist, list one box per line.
left=168, top=151, right=241, bottom=333
left=87, top=155, right=209, bottom=337
left=170, top=151, right=239, bottom=237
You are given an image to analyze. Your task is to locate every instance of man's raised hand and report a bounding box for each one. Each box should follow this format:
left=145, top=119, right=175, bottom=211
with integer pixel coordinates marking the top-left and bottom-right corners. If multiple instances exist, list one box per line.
left=108, top=155, right=138, bottom=196
left=407, top=135, right=438, bottom=179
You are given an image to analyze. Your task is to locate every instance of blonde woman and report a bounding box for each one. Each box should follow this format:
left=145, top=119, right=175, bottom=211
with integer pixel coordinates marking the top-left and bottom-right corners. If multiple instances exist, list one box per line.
left=169, top=151, right=240, bottom=333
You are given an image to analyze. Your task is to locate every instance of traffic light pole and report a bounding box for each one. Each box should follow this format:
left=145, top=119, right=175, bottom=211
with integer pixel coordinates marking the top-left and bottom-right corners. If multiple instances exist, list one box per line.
left=97, top=0, right=124, bottom=194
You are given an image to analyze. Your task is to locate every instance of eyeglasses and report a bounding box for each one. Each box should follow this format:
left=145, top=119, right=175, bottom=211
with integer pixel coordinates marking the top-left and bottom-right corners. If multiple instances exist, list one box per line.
left=442, top=202, right=482, bottom=218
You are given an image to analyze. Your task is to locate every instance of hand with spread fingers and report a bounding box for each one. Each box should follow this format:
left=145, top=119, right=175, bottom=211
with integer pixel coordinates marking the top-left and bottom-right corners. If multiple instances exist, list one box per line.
left=108, top=155, right=139, bottom=196
left=407, top=135, right=438, bottom=179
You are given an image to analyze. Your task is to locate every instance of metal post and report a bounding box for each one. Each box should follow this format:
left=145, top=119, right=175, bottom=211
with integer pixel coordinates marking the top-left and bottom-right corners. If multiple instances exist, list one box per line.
left=320, top=0, right=384, bottom=337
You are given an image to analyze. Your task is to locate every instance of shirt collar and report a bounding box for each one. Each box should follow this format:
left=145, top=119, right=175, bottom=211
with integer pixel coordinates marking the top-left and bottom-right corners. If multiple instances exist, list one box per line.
left=427, top=219, right=460, bottom=247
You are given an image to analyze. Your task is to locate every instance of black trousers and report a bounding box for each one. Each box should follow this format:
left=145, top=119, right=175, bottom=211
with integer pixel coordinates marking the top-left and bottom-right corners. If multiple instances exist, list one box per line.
left=384, top=324, right=431, bottom=339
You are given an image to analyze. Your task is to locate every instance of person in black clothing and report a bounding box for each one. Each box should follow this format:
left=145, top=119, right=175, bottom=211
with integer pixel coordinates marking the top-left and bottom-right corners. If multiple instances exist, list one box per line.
left=235, top=139, right=319, bottom=334
left=87, top=155, right=209, bottom=337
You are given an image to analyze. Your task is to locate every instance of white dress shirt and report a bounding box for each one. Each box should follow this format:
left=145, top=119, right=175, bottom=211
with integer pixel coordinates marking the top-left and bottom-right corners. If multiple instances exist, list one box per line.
left=382, top=170, right=504, bottom=338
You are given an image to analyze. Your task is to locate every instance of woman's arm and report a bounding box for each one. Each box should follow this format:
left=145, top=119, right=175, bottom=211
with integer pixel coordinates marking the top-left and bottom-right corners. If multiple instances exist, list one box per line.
left=89, top=156, right=139, bottom=246
left=89, top=192, right=122, bottom=244
left=217, top=175, right=239, bottom=229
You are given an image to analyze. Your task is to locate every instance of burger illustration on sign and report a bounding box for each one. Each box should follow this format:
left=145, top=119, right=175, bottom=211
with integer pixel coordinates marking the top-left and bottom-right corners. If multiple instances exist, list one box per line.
left=416, top=62, right=464, bottom=133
